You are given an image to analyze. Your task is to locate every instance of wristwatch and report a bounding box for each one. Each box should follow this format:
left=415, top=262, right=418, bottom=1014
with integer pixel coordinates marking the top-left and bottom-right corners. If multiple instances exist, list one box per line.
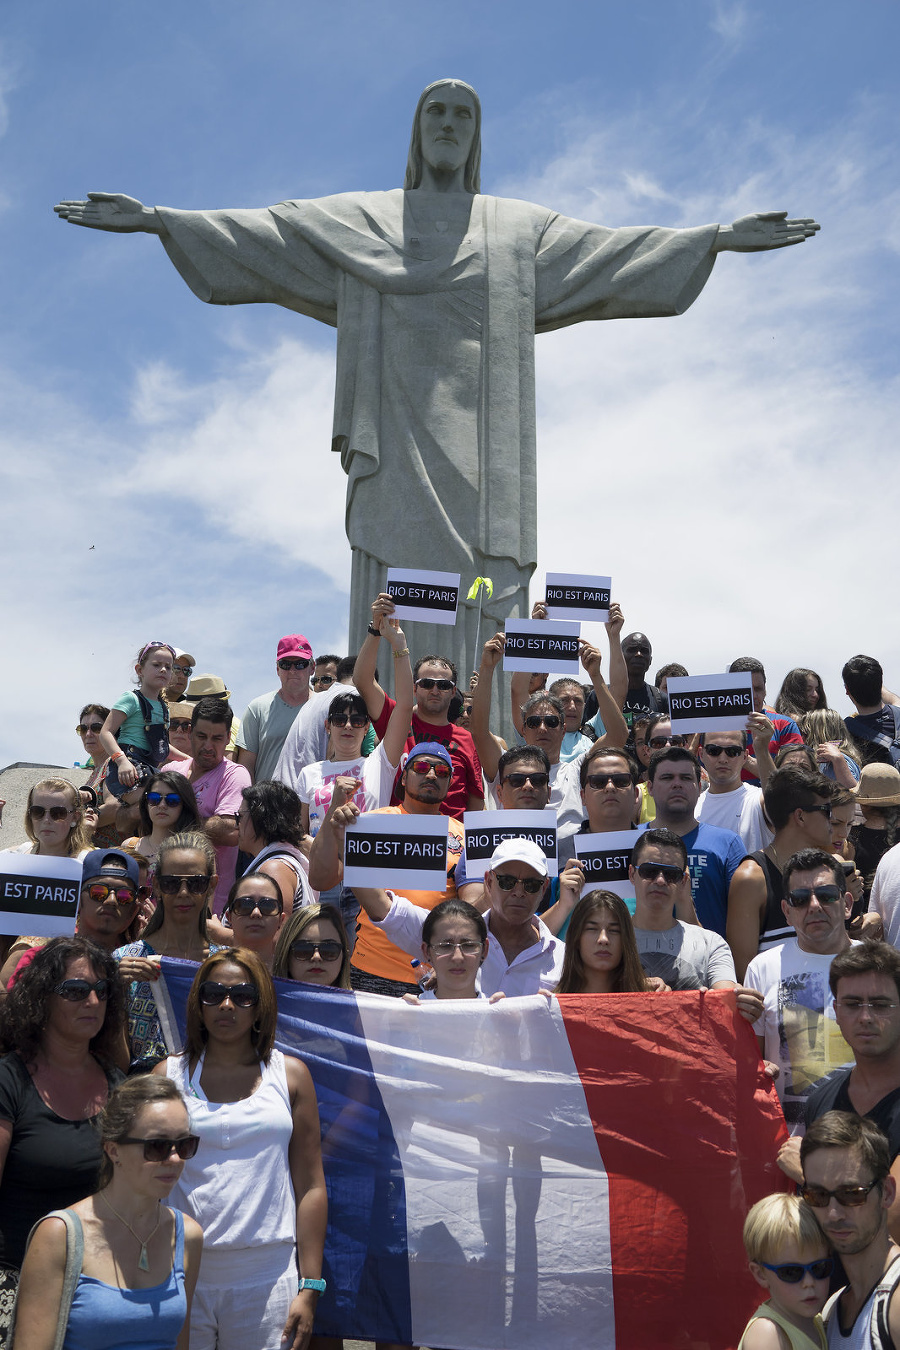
left=367, top=624, right=380, bottom=637
left=298, top=1277, right=326, bottom=1294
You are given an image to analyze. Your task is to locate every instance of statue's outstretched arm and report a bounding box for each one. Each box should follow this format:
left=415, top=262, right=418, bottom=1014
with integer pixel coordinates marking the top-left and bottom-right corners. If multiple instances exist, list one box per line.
left=54, top=192, right=164, bottom=235
left=713, top=210, right=820, bottom=253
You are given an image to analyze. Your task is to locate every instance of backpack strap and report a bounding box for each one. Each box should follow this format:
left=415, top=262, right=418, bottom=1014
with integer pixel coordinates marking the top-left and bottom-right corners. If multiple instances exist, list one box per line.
left=135, top=689, right=169, bottom=734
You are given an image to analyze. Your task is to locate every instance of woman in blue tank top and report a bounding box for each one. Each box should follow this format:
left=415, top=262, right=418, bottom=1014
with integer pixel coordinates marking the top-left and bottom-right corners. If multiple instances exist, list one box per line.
left=13, top=1076, right=203, bottom=1350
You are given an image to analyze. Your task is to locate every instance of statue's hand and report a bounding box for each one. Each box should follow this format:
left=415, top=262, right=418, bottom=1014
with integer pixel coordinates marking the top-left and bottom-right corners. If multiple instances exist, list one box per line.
left=54, top=192, right=160, bottom=234
left=715, top=211, right=820, bottom=253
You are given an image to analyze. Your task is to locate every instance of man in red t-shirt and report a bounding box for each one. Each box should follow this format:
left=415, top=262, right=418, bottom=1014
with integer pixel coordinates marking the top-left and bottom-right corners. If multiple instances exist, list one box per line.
left=352, top=593, right=484, bottom=822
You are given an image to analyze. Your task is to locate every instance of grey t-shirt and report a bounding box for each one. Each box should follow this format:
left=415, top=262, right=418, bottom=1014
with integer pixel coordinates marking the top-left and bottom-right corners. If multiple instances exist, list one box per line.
left=634, top=921, right=736, bottom=990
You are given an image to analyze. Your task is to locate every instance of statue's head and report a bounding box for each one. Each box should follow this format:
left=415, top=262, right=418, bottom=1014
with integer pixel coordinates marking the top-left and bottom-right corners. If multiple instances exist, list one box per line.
left=405, top=79, right=482, bottom=194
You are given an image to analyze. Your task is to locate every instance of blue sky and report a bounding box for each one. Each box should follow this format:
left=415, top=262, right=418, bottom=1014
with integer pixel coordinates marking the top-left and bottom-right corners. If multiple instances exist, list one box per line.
left=1, top=0, right=898, bottom=769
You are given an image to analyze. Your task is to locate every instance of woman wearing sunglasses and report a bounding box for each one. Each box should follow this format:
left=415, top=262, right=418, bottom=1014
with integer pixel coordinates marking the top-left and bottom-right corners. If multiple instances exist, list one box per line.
left=115, top=833, right=223, bottom=1069
left=2, top=779, right=94, bottom=862
left=296, top=617, right=413, bottom=841
left=121, top=772, right=203, bottom=885
left=222, top=874, right=287, bottom=969
left=154, top=949, right=327, bottom=1350
left=0, top=937, right=126, bottom=1341
left=234, top=780, right=317, bottom=918
left=272, top=903, right=351, bottom=989
left=12, top=1075, right=203, bottom=1350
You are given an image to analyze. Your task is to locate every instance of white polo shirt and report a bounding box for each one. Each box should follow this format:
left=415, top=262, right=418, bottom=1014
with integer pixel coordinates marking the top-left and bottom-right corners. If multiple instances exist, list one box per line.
left=374, top=894, right=565, bottom=996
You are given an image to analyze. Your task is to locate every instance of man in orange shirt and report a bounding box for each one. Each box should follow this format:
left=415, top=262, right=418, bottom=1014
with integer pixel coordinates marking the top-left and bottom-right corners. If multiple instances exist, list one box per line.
left=308, top=741, right=482, bottom=995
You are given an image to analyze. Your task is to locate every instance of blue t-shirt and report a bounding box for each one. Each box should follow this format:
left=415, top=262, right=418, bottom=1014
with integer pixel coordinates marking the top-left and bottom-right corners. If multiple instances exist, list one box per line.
left=112, top=690, right=166, bottom=753
left=680, top=822, right=747, bottom=936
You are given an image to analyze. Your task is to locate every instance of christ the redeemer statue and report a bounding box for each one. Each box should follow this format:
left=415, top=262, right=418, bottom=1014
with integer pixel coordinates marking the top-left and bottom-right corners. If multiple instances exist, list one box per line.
left=56, top=78, right=818, bottom=689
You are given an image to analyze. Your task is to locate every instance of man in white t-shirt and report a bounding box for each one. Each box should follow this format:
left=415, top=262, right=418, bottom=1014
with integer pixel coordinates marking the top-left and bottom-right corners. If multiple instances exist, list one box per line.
left=697, top=723, right=776, bottom=852
left=745, top=847, right=855, bottom=1138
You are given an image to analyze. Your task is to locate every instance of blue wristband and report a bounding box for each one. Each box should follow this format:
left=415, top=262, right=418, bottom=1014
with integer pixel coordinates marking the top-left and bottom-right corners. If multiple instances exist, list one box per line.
left=298, top=1277, right=326, bottom=1294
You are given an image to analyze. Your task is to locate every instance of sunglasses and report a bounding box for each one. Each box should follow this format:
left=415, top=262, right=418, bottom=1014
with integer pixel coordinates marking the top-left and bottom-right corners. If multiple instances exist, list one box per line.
left=172, top=664, right=194, bottom=677
left=759, top=1257, right=834, bottom=1284
left=30, top=805, right=73, bottom=821
left=703, top=744, right=744, bottom=759
left=585, top=772, right=633, bottom=790
left=290, top=939, right=344, bottom=961
left=76, top=722, right=104, bottom=736
left=198, top=981, right=259, bottom=1008
left=170, top=720, right=193, bottom=733
left=493, top=873, right=545, bottom=894
left=327, top=713, right=369, bottom=729
left=415, top=678, right=455, bottom=691
left=802, top=802, right=833, bottom=819
left=157, top=874, right=210, bottom=896
left=312, top=674, right=336, bottom=689
left=85, top=883, right=137, bottom=906
left=429, top=940, right=484, bottom=957
left=800, top=1179, right=880, bottom=1209
left=54, top=978, right=111, bottom=1001
left=228, top=895, right=283, bottom=918
left=147, top=791, right=182, bottom=808
left=118, top=1134, right=201, bottom=1162
left=524, top=714, right=561, bottom=730
left=138, top=641, right=175, bottom=664
left=648, top=735, right=686, bottom=749
left=635, top=861, right=685, bottom=885
left=408, top=758, right=451, bottom=778
left=502, top=771, right=550, bottom=789
left=786, top=886, right=842, bottom=908
left=278, top=658, right=310, bottom=671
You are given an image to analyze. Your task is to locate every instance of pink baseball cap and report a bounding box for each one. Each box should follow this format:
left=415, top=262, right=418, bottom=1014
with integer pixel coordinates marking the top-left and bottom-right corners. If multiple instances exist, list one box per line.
left=277, top=634, right=313, bottom=661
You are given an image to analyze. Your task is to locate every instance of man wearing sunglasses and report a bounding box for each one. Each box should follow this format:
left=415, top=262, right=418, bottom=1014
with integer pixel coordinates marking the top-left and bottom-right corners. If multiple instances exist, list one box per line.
left=646, top=746, right=747, bottom=939
left=727, top=767, right=839, bottom=981
left=629, top=829, right=741, bottom=993
left=236, top=633, right=314, bottom=785
left=697, top=725, right=777, bottom=852
left=353, top=595, right=484, bottom=821
left=164, top=647, right=196, bottom=704
left=355, top=838, right=564, bottom=996
left=744, top=848, right=855, bottom=1146
left=802, top=944, right=900, bottom=1239
left=800, top=1113, right=900, bottom=1345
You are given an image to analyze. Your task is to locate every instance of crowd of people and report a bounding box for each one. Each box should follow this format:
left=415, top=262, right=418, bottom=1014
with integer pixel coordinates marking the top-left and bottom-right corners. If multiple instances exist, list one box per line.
left=4, top=600, right=900, bottom=1347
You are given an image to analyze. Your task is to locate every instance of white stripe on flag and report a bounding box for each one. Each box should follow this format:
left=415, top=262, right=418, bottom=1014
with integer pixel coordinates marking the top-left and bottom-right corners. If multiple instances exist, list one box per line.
left=355, top=992, right=614, bottom=1350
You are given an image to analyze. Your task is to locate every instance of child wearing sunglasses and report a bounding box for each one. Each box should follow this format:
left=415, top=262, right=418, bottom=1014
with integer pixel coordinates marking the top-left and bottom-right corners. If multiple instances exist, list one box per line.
left=739, top=1193, right=830, bottom=1349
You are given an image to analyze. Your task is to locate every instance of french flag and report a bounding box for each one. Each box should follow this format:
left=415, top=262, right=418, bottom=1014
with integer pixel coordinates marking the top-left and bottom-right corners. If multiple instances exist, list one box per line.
left=160, top=963, right=788, bottom=1350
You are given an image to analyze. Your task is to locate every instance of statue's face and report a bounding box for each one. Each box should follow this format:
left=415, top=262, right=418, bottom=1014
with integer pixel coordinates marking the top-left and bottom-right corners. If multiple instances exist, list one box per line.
left=419, top=84, right=476, bottom=176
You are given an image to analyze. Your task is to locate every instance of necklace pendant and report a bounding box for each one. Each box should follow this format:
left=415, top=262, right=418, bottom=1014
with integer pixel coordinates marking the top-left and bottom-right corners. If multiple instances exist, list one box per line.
left=138, top=1243, right=150, bottom=1272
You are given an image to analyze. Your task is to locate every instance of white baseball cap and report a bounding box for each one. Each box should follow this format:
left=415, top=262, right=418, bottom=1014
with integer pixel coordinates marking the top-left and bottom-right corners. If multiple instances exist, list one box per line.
left=488, top=837, right=549, bottom=876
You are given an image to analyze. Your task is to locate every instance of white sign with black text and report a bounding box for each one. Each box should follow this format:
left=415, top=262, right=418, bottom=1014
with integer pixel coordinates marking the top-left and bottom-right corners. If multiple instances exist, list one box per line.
left=0, top=853, right=83, bottom=937
left=667, top=673, right=755, bottom=734
left=573, top=830, right=638, bottom=900
left=385, top=568, right=461, bottom=626
left=545, top=573, right=612, bottom=624
left=502, top=620, right=581, bottom=675
left=462, top=809, right=559, bottom=880
left=343, top=813, right=451, bottom=891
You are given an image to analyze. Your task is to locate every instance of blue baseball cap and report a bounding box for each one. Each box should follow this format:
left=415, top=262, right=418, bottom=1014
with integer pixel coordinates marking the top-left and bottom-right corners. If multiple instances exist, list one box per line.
left=81, top=848, right=140, bottom=890
left=404, top=741, right=454, bottom=773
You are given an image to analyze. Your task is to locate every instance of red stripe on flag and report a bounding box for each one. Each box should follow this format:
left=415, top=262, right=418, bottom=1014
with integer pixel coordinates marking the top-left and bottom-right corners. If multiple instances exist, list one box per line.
left=559, top=990, right=789, bottom=1350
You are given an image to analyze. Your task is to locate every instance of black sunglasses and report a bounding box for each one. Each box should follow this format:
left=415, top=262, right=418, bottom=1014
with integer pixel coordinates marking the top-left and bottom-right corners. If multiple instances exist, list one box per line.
left=30, top=805, right=72, bottom=821
left=635, top=861, right=684, bottom=885
left=493, top=873, right=544, bottom=894
left=800, top=1179, right=880, bottom=1209
left=290, top=939, right=344, bottom=961
left=648, top=734, right=686, bottom=749
left=524, top=714, right=561, bottom=730
left=328, top=713, right=369, bottom=729
left=157, top=874, right=210, bottom=895
left=502, top=771, right=550, bottom=789
left=585, top=772, right=633, bottom=790
left=118, top=1134, right=201, bottom=1162
left=703, top=744, right=744, bottom=759
left=198, top=981, right=259, bottom=1008
left=54, top=978, right=111, bottom=1001
left=416, top=677, right=455, bottom=691
left=278, top=658, right=310, bottom=671
left=786, top=886, right=842, bottom=908
left=228, top=895, right=283, bottom=918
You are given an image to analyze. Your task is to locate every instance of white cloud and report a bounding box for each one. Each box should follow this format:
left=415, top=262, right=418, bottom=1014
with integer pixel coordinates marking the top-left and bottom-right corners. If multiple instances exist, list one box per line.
left=708, top=0, right=751, bottom=47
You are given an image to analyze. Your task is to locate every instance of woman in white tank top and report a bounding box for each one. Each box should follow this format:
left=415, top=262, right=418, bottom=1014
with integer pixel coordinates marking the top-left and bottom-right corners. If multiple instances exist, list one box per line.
left=154, top=948, right=326, bottom=1350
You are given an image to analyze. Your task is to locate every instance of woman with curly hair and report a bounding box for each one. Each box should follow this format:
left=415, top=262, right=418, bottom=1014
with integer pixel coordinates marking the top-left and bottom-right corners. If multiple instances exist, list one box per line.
left=555, top=891, right=652, bottom=994
left=774, top=668, right=828, bottom=718
left=0, top=936, right=126, bottom=1339
left=235, top=780, right=316, bottom=915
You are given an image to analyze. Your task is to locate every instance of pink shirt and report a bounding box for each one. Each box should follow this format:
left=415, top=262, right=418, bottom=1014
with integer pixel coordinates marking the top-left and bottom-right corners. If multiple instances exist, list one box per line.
left=170, top=757, right=251, bottom=913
